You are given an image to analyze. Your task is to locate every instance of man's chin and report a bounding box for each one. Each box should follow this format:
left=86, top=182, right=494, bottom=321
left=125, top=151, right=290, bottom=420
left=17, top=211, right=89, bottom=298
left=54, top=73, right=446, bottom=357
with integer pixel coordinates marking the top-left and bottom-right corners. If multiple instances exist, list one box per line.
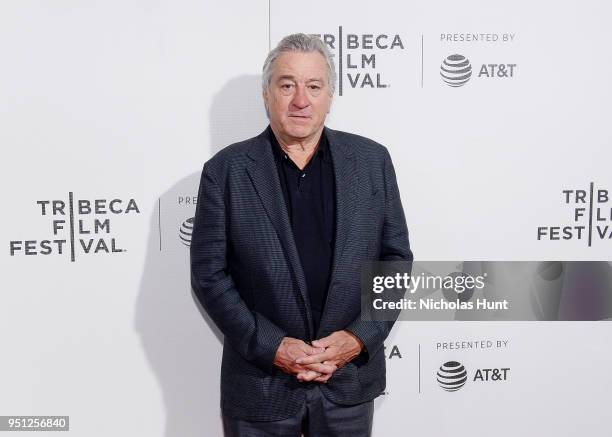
left=284, top=127, right=315, bottom=140
left=285, top=123, right=323, bottom=139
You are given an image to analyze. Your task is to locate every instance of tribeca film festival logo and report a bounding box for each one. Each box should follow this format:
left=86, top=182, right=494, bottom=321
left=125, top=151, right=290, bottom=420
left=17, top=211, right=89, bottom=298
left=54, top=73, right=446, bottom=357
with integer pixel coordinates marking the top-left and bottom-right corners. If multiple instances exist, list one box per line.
left=537, top=183, right=612, bottom=246
left=379, top=344, right=402, bottom=396
left=439, top=32, right=517, bottom=87
left=9, top=193, right=140, bottom=262
left=383, top=344, right=402, bottom=360
left=312, top=28, right=405, bottom=96
left=436, top=361, right=510, bottom=392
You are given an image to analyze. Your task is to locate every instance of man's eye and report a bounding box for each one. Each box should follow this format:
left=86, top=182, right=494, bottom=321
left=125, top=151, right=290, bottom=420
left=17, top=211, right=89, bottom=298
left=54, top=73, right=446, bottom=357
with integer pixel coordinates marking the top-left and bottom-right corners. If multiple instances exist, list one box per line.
left=281, top=84, right=293, bottom=89
left=309, top=85, right=321, bottom=90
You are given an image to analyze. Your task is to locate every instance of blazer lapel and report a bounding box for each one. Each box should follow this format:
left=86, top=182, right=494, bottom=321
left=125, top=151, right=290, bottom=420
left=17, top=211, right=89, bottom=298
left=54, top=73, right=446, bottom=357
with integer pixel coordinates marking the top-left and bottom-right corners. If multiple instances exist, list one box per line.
left=317, top=127, right=359, bottom=337
left=245, top=128, right=315, bottom=338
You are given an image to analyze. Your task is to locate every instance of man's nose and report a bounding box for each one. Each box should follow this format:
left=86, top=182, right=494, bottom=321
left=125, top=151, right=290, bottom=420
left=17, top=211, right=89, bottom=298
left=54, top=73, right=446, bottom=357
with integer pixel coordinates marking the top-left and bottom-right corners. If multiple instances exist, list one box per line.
left=290, top=85, right=310, bottom=109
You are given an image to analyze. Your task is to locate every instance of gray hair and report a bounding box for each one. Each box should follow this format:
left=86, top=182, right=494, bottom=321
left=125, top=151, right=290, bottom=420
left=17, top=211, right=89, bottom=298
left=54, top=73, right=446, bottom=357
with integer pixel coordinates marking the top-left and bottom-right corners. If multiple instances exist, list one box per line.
left=262, top=33, right=336, bottom=96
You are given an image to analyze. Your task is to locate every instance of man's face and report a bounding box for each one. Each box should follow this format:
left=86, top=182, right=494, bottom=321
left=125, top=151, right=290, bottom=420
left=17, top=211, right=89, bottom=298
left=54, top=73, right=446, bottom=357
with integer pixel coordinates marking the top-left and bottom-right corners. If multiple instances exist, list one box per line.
left=263, top=51, right=332, bottom=144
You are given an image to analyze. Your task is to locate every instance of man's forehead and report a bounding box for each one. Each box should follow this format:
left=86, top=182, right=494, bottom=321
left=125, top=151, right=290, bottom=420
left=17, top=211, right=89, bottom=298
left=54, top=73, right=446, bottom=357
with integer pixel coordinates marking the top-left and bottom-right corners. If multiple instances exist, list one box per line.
left=272, top=51, right=328, bottom=80
left=276, top=73, right=325, bottom=82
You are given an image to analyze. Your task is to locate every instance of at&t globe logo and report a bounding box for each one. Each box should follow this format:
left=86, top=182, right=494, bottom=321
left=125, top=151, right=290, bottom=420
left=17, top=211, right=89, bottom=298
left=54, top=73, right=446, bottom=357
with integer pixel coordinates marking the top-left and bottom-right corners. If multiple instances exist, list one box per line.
left=437, top=361, right=468, bottom=391
left=179, top=217, right=194, bottom=247
left=440, top=54, right=472, bottom=87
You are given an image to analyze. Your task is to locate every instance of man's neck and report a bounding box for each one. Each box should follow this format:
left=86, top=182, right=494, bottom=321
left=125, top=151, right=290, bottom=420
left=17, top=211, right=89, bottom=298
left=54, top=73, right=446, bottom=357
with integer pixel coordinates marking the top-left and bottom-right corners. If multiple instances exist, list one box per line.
left=271, top=127, right=324, bottom=170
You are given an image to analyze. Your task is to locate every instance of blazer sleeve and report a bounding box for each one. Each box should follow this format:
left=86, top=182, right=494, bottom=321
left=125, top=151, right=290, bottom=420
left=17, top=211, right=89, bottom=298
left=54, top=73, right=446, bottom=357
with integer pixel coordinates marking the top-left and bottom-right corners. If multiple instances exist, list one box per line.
left=190, top=164, right=286, bottom=375
left=345, top=147, right=413, bottom=361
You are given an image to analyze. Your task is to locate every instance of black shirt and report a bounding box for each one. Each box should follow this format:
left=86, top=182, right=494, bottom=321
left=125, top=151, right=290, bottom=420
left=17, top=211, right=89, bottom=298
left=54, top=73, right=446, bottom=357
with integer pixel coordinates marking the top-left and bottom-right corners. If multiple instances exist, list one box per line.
left=269, top=127, right=335, bottom=335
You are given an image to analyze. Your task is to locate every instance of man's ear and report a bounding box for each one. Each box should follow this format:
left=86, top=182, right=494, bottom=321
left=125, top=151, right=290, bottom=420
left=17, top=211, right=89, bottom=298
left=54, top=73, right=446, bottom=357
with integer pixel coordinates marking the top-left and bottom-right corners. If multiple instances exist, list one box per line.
left=262, top=89, right=269, bottom=111
left=262, top=89, right=270, bottom=118
left=327, top=95, right=334, bottom=114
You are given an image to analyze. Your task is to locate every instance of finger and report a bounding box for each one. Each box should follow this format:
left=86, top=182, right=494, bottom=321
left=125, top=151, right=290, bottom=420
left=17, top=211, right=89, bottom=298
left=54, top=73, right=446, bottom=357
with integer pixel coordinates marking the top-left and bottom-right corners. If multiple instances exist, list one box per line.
left=315, top=349, right=345, bottom=364
left=297, top=370, right=321, bottom=382
left=295, top=342, right=323, bottom=355
left=295, top=350, right=333, bottom=365
left=303, top=345, right=326, bottom=355
left=313, top=370, right=334, bottom=382
left=311, top=338, right=331, bottom=348
left=305, top=362, right=336, bottom=374
left=314, top=374, right=332, bottom=383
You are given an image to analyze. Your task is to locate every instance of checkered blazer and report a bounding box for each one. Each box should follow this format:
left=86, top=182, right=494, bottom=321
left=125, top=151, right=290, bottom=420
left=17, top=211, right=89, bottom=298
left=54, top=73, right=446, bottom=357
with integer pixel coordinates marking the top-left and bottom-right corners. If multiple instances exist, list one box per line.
left=190, top=126, right=413, bottom=421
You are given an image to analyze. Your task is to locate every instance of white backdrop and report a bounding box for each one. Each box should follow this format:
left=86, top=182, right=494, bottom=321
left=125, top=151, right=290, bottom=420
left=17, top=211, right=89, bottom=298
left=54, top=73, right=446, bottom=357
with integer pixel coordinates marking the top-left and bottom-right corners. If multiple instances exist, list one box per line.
left=1, top=1, right=611, bottom=436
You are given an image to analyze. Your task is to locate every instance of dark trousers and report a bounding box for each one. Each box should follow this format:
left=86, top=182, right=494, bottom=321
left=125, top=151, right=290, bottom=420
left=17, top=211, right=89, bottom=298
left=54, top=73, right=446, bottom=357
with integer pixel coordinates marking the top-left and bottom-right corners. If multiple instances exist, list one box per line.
left=222, top=385, right=374, bottom=437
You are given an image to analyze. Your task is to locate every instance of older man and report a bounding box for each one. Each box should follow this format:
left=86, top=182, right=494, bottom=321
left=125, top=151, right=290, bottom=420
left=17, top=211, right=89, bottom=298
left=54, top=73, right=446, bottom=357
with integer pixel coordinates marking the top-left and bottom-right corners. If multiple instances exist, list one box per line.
left=191, top=33, right=412, bottom=436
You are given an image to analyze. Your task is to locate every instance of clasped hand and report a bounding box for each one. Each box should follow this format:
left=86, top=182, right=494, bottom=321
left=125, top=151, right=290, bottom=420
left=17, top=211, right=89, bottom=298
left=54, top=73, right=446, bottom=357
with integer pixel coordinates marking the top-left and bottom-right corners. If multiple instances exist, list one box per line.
left=273, top=330, right=363, bottom=383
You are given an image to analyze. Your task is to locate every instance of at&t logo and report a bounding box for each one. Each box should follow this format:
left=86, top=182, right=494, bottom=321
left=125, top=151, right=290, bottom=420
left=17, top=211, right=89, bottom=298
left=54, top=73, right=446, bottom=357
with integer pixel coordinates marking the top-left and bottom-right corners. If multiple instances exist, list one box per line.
left=179, top=217, right=194, bottom=247
left=436, top=361, right=510, bottom=391
left=440, top=55, right=472, bottom=87
left=437, top=361, right=468, bottom=391
left=440, top=53, right=517, bottom=87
